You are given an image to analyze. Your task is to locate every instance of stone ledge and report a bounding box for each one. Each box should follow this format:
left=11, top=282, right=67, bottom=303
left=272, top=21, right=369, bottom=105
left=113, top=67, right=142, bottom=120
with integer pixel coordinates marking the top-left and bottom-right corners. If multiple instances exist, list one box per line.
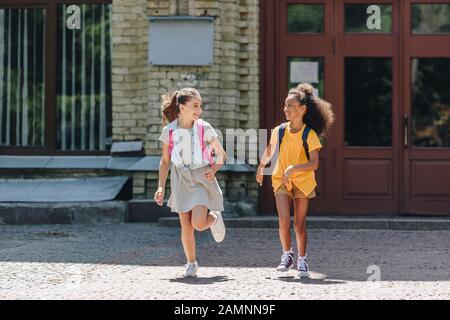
left=0, top=156, right=254, bottom=172
left=0, top=201, right=128, bottom=225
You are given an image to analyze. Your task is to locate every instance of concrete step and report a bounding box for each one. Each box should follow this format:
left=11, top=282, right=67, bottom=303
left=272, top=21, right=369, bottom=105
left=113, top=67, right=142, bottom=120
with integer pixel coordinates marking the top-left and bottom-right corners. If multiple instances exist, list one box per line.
left=0, top=201, right=128, bottom=225
left=158, top=215, right=450, bottom=230
left=127, top=199, right=172, bottom=223
left=0, top=176, right=131, bottom=202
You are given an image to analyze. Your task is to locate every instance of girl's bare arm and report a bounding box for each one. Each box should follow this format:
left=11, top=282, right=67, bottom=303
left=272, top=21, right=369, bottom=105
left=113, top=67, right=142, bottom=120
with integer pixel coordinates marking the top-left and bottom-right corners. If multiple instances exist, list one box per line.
left=210, top=138, right=226, bottom=174
left=258, top=129, right=278, bottom=169
left=258, top=143, right=275, bottom=169
left=158, top=143, right=171, bottom=188
left=286, top=150, right=320, bottom=174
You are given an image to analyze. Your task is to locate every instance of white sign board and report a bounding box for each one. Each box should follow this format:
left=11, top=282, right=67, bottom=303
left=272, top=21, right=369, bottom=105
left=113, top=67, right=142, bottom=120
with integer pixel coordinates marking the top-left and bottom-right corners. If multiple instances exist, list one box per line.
left=290, top=61, right=319, bottom=84
left=313, top=87, right=319, bottom=97
left=149, top=17, right=214, bottom=66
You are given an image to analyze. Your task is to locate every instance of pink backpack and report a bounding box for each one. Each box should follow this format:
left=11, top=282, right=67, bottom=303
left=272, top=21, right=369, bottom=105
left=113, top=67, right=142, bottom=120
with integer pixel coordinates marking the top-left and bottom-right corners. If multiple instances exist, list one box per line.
left=168, top=119, right=215, bottom=167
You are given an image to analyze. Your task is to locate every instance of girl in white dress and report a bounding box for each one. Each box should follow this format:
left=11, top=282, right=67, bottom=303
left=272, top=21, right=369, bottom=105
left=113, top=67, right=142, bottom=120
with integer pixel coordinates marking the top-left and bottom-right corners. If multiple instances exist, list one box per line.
left=154, top=88, right=226, bottom=278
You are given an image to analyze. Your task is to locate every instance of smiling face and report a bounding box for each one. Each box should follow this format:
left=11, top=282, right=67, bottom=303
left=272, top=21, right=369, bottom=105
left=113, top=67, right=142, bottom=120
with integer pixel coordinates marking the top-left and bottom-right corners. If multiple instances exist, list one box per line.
left=179, top=98, right=203, bottom=121
left=284, top=94, right=306, bottom=121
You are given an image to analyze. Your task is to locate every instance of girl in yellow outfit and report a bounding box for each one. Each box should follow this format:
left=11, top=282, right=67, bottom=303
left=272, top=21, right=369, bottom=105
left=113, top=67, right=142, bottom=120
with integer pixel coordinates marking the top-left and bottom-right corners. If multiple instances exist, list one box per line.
left=256, top=83, right=334, bottom=278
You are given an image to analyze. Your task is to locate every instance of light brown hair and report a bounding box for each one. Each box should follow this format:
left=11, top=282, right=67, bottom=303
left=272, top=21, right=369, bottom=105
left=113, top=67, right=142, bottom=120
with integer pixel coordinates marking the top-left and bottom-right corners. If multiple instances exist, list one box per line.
left=161, top=88, right=202, bottom=125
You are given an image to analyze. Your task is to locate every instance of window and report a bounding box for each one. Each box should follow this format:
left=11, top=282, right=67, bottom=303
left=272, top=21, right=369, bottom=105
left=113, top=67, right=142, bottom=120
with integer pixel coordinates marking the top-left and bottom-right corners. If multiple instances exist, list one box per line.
left=288, top=57, right=324, bottom=97
left=0, top=1, right=112, bottom=153
left=345, top=4, right=392, bottom=33
left=345, top=58, right=393, bottom=147
left=288, top=4, right=324, bottom=34
left=0, top=8, right=45, bottom=147
left=412, top=4, right=450, bottom=34
left=57, top=4, right=112, bottom=151
left=412, top=58, right=450, bottom=148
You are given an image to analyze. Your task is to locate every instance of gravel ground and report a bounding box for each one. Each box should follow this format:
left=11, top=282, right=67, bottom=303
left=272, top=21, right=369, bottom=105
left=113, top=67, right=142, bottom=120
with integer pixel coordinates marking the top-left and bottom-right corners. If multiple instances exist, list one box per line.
left=0, top=223, right=448, bottom=300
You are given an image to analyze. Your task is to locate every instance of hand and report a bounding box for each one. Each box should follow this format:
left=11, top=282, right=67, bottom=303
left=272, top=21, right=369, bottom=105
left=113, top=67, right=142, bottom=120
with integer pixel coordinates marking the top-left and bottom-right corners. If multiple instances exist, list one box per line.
left=284, top=165, right=295, bottom=178
left=204, top=169, right=216, bottom=181
left=282, top=165, right=295, bottom=188
left=256, top=166, right=264, bottom=187
left=154, top=186, right=164, bottom=206
left=282, top=174, right=290, bottom=187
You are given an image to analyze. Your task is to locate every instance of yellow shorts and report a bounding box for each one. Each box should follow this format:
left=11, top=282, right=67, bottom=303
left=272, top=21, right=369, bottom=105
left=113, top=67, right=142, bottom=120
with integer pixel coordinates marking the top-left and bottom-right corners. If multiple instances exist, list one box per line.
left=275, top=184, right=316, bottom=199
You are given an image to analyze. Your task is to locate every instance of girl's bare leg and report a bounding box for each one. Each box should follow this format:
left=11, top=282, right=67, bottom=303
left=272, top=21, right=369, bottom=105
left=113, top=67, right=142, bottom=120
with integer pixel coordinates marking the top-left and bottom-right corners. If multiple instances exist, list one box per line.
left=275, top=194, right=292, bottom=251
left=179, top=211, right=196, bottom=263
left=293, top=198, right=309, bottom=256
left=191, top=205, right=216, bottom=231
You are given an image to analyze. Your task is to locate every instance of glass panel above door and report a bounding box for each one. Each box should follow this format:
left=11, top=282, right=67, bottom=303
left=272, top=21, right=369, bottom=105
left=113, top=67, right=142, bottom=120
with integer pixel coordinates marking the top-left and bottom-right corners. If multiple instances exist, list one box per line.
left=412, top=4, right=450, bottom=34
left=288, top=4, right=324, bottom=34
left=345, top=4, right=392, bottom=33
left=345, top=58, right=392, bottom=147
left=412, top=58, right=450, bottom=148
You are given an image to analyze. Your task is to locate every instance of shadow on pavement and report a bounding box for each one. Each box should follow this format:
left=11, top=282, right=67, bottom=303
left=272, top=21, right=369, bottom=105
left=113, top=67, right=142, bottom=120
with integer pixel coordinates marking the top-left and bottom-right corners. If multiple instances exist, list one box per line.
left=275, top=275, right=346, bottom=285
left=168, top=275, right=232, bottom=285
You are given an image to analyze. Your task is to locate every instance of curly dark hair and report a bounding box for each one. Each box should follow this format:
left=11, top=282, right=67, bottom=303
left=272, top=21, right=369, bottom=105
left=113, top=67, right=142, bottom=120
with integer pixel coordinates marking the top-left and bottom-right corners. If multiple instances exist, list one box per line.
left=288, top=83, right=335, bottom=137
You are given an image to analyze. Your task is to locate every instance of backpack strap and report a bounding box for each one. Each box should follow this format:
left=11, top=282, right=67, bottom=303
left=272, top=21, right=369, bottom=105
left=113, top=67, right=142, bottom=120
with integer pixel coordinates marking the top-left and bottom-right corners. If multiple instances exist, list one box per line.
left=197, top=120, right=215, bottom=167
left=278, top=123, right=287, bottom=152
left=302, top=126, right=311, bottom=161
left=279, top=123, right=311, bottom=161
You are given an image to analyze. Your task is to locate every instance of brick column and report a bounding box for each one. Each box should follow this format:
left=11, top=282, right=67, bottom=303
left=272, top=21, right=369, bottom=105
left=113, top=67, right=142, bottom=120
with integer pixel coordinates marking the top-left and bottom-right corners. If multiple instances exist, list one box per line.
left=111, top=0, right=149, bottom=143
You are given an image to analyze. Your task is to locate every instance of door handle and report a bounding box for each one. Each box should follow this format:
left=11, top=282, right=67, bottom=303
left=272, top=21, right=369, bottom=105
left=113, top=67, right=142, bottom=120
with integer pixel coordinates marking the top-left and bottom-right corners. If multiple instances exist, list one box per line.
left=403, top=113, right=409, bottom=148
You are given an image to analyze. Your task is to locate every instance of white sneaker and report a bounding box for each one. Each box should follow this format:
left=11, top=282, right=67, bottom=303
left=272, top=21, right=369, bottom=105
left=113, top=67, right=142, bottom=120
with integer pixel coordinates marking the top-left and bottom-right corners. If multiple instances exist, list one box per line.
left=210, top=211, right=226, bottom=243
left=183, top=261, right=198, bottom=277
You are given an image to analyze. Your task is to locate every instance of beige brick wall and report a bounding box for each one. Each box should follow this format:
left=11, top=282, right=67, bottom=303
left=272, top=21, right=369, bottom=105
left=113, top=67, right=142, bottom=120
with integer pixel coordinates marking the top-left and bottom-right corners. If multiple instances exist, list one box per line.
left=111, top=0, right=149, bottom=142
left=145, top=0, right=259, bottom=154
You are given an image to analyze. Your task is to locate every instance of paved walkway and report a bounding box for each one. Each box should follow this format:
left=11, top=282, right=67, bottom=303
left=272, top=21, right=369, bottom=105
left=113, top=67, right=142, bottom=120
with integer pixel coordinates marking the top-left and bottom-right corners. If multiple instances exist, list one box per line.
left=0, top=224, right=449, bottom=299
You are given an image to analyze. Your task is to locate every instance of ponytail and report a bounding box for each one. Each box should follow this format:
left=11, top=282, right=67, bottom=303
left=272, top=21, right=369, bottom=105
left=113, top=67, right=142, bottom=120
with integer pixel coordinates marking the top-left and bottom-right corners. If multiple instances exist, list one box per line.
left=161, top=91, right=180, bottom=126
left=160, top=88, right=203, bottom=126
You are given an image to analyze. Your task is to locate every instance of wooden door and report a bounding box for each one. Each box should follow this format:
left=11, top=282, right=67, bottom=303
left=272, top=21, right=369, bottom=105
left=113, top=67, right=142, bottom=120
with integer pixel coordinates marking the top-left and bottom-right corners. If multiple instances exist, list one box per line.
left=261, top=0, right=335, bottom=214
left=334, top=0, right=401, bottom=214
left=402, top=0, right=450, bottom=215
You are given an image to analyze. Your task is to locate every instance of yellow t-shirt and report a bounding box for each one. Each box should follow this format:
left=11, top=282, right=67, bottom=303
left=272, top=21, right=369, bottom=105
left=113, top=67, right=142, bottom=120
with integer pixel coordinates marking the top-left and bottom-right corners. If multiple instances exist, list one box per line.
left=271, top=123, right=322, bottom=196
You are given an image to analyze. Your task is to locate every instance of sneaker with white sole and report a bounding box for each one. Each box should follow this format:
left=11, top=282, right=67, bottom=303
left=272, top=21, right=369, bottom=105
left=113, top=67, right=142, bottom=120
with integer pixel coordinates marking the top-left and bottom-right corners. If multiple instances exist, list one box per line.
left=183, top=261, right=199, bottom=278
left=210, top=211, right=226, bottom=242
left=276, top=252, right=294, bottom=272
left=297, top=257, right=310, bottom=278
